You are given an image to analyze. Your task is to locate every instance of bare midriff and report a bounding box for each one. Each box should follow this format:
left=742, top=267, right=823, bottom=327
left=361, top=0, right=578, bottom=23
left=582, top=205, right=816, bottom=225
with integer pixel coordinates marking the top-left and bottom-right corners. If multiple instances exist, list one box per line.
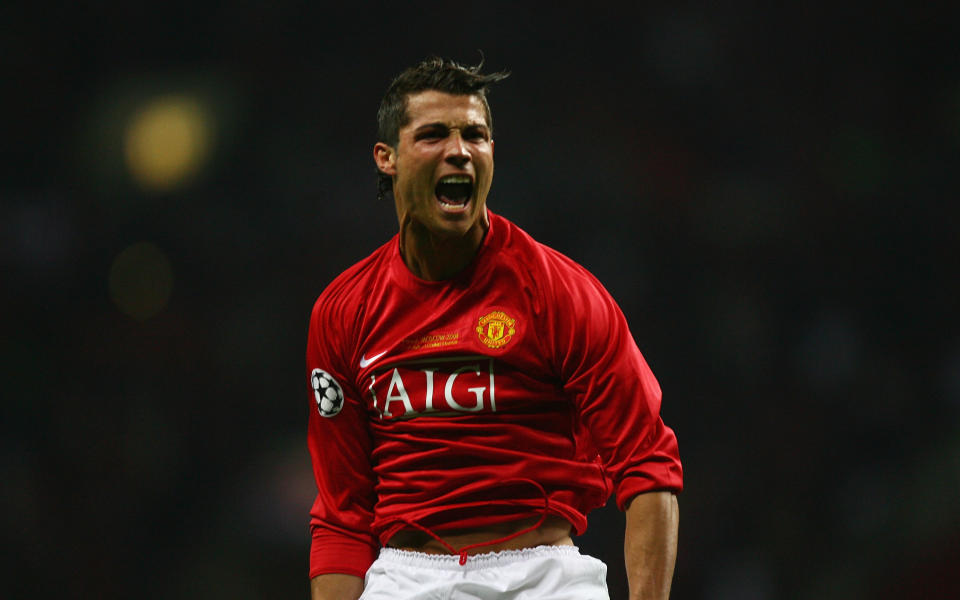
left=386, top=515, right=574, bottom=556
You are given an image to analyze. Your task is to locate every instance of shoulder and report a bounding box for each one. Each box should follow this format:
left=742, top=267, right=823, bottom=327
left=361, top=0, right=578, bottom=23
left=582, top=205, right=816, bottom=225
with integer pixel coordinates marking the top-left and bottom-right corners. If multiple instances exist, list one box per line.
left=492, top=212, right=603, bottom=292
left=310, top=237, right=395, bottom=325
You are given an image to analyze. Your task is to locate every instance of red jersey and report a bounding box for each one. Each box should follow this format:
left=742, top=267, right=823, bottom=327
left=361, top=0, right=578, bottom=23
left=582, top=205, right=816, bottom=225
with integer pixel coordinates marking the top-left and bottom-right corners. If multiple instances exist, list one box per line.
left=306, top=210, right=682, bottom=578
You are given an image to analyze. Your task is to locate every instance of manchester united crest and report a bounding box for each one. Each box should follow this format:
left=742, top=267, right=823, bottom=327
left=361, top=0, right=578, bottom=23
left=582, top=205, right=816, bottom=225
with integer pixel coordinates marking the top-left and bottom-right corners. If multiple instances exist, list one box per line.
left=476, top=310, right=516, bottom=349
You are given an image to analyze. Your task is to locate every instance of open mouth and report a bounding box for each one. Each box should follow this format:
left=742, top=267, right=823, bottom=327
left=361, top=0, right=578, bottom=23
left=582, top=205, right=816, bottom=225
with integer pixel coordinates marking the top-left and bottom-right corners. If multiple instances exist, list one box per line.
left=435, top=175, right=473, bottom=210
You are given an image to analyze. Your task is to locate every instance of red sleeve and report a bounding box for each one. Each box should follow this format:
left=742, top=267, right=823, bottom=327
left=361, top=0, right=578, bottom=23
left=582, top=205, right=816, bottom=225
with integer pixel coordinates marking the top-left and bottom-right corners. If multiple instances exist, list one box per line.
left=544, top=254, right=683, bottom=509
left=306, top=293, right=378, bottom=578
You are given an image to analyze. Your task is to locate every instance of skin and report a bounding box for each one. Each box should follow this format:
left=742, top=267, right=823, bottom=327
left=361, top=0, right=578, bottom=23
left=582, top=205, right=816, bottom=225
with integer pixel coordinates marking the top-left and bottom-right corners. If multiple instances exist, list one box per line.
left=310, top=573, right=363, bottom=600
left=385, top=514, right=574, bottom=554
left=625, top=491, right=680, bottom=600
left=373, top=90, right=495, bottom=281
left=311, top=90, right=680, bottom=599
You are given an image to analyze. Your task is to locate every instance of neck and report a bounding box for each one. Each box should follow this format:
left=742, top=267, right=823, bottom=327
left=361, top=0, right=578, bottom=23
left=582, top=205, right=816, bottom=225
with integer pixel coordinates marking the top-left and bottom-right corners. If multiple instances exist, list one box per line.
left=399, top=218, right=488, bottom=281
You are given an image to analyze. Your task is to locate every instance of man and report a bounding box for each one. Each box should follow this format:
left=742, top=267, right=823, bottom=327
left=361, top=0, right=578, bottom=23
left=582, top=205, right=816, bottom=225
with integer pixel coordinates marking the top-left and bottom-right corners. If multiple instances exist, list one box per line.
left=306, top=57, right=682, bottom=600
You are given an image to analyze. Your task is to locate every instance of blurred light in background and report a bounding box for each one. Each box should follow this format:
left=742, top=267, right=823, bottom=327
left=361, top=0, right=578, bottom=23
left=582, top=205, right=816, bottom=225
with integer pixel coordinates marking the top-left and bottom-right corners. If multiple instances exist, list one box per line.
left=108, top=241, right=174, bottom=319
left=74, top=76, right=237, bottom=202
left=123, top=94, right=213, bottom=192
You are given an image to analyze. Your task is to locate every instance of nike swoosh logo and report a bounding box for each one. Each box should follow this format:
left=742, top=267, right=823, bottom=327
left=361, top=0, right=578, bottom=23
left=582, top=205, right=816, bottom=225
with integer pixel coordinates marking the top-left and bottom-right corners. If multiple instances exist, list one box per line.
left=359, top=350, right=388, bottom=368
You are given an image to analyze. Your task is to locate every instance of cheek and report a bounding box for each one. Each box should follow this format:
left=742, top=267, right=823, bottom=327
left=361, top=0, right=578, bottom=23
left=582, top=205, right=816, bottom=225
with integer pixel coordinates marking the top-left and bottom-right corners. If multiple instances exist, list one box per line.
left=479, top=159, right=495, bottom=183
left=404, top=157, right=434, bottom=181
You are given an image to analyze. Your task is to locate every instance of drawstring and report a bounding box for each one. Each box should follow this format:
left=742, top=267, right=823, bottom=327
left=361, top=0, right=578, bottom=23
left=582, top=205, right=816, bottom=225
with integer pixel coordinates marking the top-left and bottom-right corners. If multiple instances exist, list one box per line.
left=386, top=478, right=551, bottom=566
left=392, top=516, right=463, bottom=560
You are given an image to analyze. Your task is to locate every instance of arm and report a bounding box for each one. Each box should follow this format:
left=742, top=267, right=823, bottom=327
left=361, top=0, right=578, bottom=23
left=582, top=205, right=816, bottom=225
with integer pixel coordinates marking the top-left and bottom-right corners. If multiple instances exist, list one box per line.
left=541, top=257, right=682, bottom=597
left=305, top=296, right=379, bottom=585
left=310, top=573, right=364, bottom=600
left=624, top=491, right=679, bottom=600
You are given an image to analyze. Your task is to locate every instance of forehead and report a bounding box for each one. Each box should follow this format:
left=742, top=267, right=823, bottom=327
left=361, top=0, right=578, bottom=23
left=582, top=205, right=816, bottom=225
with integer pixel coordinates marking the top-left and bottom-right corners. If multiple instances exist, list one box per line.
left=402, top=90, right=489, bottom=131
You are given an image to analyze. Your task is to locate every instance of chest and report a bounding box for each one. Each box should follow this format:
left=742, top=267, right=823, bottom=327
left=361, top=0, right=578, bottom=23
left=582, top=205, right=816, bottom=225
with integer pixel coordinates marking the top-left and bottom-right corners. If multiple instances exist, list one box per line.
left=352, top=282, right=559, bottom=422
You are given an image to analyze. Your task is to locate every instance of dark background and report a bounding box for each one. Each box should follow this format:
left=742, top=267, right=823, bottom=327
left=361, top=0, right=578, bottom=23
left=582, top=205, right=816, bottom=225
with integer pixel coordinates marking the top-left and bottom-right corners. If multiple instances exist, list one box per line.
left=3, top=2, right=958, bottom=598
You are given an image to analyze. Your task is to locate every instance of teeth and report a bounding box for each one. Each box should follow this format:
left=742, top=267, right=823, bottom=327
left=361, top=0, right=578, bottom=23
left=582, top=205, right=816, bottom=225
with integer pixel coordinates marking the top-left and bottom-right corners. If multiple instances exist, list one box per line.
left=438, top=175, right=471, bottom=184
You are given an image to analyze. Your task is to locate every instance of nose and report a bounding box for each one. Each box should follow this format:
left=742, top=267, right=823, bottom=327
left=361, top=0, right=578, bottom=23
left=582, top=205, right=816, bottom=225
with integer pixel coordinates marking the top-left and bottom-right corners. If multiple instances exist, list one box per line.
left=444, top=132, right=470, bottom=167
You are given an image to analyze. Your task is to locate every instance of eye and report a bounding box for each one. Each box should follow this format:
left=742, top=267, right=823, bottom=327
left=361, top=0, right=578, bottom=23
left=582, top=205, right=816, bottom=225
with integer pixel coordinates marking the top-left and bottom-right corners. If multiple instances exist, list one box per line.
left=415, top=127, right=447, bottom=141
left=464, top=127, right=489, bottom=142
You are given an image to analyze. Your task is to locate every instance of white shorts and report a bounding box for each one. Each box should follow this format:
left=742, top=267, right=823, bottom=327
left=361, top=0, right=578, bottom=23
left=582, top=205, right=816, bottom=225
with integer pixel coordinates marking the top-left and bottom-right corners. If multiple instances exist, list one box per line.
left=359, top=545, right=610, bottom=600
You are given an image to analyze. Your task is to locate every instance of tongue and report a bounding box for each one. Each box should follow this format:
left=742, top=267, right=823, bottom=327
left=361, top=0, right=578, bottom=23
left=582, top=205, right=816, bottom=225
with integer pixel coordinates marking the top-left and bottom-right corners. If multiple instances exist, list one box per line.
left=438, top=194, right=468, bottom=205
left=436, top=182, right=471, bottom=205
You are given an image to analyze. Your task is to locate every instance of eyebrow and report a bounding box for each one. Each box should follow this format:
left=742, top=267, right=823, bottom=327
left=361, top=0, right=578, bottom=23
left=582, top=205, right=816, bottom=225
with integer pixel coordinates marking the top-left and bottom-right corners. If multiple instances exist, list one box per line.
left=413, top=121, right=490, bottom=134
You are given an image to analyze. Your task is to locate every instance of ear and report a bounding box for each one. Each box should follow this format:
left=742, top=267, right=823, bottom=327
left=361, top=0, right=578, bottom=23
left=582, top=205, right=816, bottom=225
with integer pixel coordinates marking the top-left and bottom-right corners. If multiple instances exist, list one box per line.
left=373, top=142, right=397, bottom=176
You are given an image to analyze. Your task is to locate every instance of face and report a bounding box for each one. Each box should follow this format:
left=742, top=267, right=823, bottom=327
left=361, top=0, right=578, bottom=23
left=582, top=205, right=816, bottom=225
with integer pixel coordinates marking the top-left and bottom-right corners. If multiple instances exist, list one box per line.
left=374, top=90, right=494, bottom=241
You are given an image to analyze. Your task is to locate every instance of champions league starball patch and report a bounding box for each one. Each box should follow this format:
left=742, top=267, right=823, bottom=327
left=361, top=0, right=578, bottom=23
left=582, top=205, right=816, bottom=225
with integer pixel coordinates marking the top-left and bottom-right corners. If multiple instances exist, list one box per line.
left=310, top=368, right=345, bottom=417
left=476, top=310, right=516, bottom=349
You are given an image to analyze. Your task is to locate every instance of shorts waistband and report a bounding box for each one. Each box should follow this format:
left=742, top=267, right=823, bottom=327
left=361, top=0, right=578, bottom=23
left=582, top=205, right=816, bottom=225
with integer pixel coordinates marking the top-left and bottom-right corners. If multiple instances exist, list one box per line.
left=375, top=545, right=583, bottom=571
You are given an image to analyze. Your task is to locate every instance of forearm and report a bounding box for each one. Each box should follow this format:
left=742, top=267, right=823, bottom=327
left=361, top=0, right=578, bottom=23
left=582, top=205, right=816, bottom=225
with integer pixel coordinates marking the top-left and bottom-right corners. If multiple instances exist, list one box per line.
left=624, top=491, right=679, bottom=600
left=310, top=573, right=364, bottom=600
